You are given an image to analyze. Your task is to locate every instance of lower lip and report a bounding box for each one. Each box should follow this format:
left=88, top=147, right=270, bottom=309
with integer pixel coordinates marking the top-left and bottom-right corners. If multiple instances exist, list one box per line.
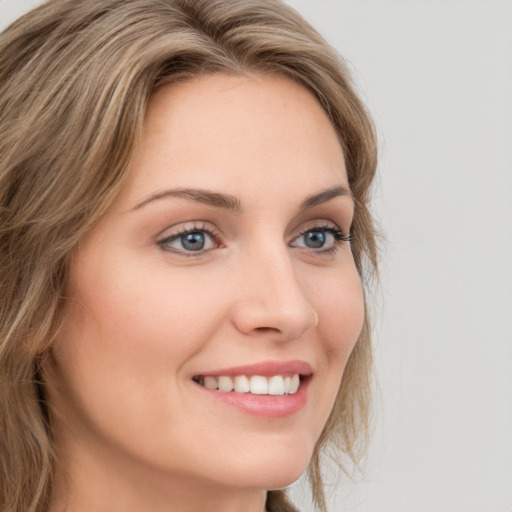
left=194, top=377, right=311, bottom=418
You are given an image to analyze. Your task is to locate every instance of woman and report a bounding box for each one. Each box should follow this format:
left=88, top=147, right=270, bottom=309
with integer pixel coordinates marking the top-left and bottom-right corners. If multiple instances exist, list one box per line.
left=0, top=1, right=378, bottom=511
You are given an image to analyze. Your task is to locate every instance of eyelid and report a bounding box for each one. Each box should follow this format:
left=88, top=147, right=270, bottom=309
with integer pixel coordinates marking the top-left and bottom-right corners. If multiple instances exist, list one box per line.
left=156, top=221, right=223, bottom=255
left=291, top=219, right=351, bottom=241
left=156, top=220, right=219, bottom=240
left=288, top=220, right=352, bottom=255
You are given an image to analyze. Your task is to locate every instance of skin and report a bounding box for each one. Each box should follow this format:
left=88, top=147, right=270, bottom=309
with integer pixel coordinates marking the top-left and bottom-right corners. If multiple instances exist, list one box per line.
left=45, top=73, right=365, bottom=512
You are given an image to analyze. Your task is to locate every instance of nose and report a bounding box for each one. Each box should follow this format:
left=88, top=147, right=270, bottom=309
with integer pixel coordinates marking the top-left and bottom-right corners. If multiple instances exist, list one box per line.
left=231, top=246, right=319, bottom=341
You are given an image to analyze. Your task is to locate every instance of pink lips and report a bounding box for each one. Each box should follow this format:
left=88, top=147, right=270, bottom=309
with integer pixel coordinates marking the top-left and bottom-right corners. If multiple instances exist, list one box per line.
left=193, top=360, right=313, bottom=418
left=194, top=360, right=313, bottom=378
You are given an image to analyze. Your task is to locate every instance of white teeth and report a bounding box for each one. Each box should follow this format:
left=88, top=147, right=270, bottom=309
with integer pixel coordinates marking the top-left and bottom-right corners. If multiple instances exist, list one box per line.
left=289, top=374, right=300, bottom=395
left=204, top=376, right=218, bottom=390
left=197, top=374, right=302, bottom=395
left=268, top=376, right=285, bottom=395
left=283, top=376, right=291, bottom=394
left=234, top=375, right=250, bottom=393
left=250, top=375, right=268, bottom=394
left=218, top=376, right=234, bottom=392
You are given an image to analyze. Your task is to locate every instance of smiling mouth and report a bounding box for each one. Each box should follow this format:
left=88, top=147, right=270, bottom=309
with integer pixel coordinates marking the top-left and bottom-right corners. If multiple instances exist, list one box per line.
left=192, top=374, right=305, bottom=396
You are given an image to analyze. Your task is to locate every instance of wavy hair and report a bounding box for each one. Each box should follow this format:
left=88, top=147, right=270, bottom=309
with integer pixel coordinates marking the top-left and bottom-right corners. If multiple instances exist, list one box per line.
left=0, top=1, right=378, bottom=510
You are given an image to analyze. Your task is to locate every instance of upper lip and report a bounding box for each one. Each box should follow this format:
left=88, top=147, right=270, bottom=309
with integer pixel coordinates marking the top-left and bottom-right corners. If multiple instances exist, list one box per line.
left=194, top=360, right=313, bottom=377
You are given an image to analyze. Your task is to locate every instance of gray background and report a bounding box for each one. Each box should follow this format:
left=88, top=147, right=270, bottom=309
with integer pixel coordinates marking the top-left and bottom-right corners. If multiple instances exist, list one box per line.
left=1, top=1, right=511, bottom=511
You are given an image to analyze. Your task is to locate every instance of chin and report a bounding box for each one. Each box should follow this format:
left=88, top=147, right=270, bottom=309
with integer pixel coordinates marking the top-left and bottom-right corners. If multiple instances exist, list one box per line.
left=262, top=465, right=307, bottom=491
left=218, top=437, right=314, bottom=491
left=226, top=464, right=307, bottom=492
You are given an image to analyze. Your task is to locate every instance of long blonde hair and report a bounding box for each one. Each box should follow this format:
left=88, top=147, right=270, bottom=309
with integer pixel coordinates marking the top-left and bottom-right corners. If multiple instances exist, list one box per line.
left=0, top=1, right=378, bottom=511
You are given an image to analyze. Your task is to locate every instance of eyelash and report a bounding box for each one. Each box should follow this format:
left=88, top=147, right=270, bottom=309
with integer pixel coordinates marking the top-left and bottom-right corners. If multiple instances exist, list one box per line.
left=157, top=222, right=222, bottom=257
left=296, top=224, right=353, bottom=255
left=157, top=222, right=352, bottom=257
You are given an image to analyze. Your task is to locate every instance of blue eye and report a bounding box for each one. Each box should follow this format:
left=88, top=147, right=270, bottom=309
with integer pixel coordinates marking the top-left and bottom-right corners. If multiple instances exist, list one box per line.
left=291, top=225, right=350, bottom=252
left=180, top=232, right=206, bottom=251
left=303, top=231, right=327, bottom=249
left=158, top=228, right=217, bottom=254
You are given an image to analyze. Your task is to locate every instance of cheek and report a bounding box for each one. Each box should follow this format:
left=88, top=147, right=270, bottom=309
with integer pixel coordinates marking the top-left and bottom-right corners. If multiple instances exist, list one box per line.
left=66, top=255, right=227, bottom=368
left=49, top=257, right=234, bottom=460
left=310, top=264, right=365, bottom=429
left=316, top=267, right=365, bottom=362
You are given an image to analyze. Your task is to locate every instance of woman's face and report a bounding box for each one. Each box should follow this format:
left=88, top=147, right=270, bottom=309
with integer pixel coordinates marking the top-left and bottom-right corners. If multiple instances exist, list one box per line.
left=47, top=74, right=364, bottom=500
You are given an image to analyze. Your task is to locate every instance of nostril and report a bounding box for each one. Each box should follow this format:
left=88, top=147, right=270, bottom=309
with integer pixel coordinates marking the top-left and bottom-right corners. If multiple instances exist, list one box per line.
left=254, top=326, right=280, bottom=333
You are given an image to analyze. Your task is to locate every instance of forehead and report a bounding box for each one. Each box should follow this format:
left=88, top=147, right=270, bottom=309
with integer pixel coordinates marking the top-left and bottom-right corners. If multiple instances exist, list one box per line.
left=119, top=73, right=348, bottom=209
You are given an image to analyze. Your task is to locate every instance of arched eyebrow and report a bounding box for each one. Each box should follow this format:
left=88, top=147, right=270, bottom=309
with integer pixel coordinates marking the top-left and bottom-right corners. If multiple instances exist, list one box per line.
left=298, top=185, right=351, bottom=211
left=132, top=188, right=243, bottom=212
left=131, top=185, right=350, bottom=212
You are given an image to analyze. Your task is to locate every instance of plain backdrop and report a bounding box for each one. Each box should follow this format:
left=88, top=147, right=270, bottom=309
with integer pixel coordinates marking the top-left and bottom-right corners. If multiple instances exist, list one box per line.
left=1, top=1, right=511, bottom=511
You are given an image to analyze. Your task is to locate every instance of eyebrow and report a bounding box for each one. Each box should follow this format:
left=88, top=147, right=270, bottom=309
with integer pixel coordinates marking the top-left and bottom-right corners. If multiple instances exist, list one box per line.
left=132, top=188, right=243, bottom=212
left=132, top=185, right=351, bottom=212
left=298, top=185, right=351, bottom=211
